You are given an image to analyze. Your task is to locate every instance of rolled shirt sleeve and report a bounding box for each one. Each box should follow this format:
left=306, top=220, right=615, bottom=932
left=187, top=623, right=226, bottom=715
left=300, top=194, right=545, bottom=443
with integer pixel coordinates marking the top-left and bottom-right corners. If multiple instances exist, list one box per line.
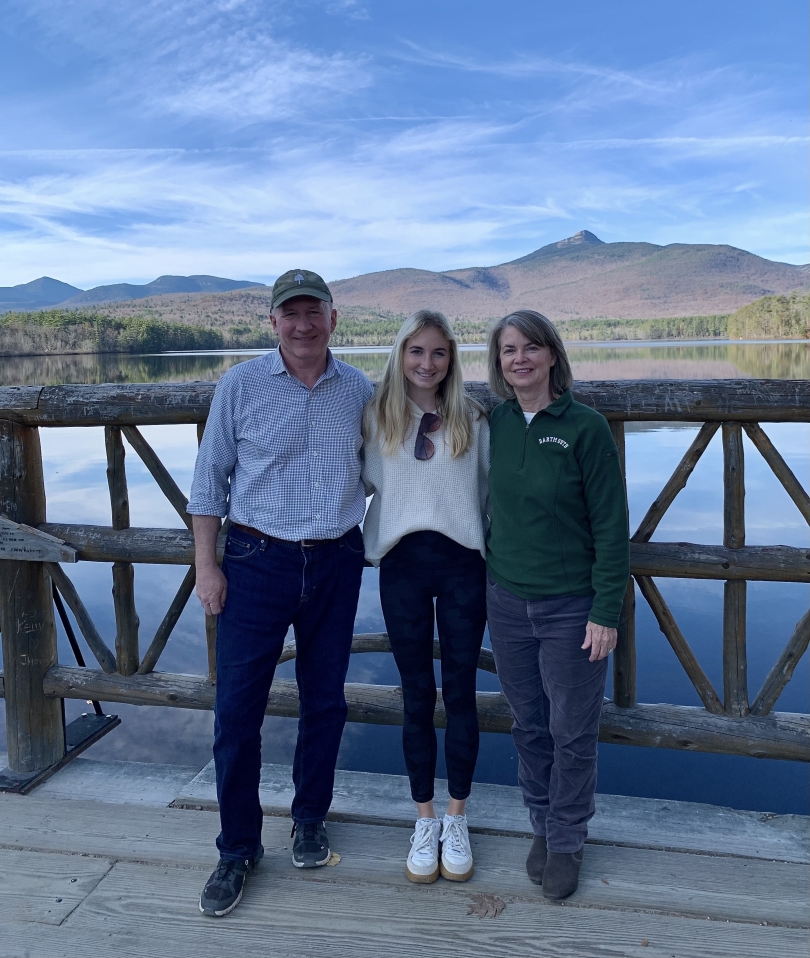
left=187, top=372, right=239, bottom=518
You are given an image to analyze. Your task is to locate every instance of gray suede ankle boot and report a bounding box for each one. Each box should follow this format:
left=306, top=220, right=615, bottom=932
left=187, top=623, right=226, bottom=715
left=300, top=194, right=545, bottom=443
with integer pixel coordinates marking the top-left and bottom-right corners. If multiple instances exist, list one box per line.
left=526, top=835, right=548, bottom=884
left=541, top=847, right=584, bottom=899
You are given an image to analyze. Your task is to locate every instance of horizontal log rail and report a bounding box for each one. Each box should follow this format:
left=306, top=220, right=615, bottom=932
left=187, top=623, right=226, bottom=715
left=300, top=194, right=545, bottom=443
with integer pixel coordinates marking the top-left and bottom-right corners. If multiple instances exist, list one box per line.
left=25, top=666, right=808, bottom=763
left=36, top=524, right=810, bottom=582
left=2, top=378, right=810, bottom=426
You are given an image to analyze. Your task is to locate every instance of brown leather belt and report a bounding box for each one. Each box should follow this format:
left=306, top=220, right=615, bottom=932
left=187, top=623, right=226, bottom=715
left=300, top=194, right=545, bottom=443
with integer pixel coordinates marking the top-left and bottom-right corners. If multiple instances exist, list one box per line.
left=233, top=523, right=336, bottom=548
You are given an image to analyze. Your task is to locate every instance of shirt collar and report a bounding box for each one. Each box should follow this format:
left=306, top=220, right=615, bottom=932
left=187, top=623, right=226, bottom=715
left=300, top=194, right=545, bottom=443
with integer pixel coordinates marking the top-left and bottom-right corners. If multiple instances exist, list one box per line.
left=509, top=389, right=572, bottom=419
left=265, top=347, right=340, bottom=382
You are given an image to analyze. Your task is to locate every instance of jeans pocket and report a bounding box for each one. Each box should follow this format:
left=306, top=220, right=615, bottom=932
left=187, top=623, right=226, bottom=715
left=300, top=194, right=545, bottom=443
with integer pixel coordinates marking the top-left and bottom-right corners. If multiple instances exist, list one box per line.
left=340, top=526, right=365, bottom=556
left=223, top=533, right=260, bottom=561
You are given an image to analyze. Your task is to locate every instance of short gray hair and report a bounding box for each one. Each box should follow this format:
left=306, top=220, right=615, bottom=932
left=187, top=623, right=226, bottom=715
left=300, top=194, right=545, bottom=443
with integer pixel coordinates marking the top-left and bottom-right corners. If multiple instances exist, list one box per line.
left=487, top=310, right=573, bottom=400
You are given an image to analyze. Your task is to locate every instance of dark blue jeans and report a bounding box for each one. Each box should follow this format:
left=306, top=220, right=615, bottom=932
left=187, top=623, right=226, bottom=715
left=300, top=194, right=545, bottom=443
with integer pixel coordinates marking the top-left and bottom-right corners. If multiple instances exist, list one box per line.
left=214, top=525, right=365, bottom=861
left=486, top=577, right=607, bottom=854
left=380, top=532, right=486, bottom=803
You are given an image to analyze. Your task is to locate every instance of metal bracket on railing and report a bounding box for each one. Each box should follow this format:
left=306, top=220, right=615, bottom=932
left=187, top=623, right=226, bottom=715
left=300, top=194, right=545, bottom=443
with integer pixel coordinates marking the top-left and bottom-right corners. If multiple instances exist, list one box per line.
left=0, top=712, right=120, bottom=794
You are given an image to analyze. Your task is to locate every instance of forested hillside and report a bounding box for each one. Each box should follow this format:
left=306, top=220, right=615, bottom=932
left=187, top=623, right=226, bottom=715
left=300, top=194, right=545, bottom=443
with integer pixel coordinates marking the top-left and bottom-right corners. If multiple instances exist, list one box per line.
left=727, top=291, right=809, bottom=340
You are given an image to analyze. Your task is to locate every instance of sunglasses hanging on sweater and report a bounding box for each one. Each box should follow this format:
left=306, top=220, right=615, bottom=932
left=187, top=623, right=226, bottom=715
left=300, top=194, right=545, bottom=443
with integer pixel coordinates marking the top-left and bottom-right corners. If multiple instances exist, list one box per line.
left=414, top=412, right=442, bottom=461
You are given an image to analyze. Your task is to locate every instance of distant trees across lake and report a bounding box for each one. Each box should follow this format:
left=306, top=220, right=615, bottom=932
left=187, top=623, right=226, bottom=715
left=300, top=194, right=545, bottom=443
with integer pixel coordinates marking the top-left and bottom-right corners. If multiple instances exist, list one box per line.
left=0, top=291, right=806, bottom=356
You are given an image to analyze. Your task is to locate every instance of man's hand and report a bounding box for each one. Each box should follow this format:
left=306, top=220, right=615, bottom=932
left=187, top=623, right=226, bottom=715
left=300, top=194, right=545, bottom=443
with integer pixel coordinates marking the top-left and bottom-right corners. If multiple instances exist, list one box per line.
left=196, top=564, right=228, bottom=616
left=192, top=515, right=227, bottom=616
left=581, top=621, right=617, bottom=662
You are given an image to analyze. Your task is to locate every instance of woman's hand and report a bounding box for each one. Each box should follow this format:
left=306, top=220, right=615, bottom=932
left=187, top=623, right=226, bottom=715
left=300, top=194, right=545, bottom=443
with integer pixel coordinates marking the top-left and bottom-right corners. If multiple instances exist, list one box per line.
left=581, top=621, right=617, bottom=662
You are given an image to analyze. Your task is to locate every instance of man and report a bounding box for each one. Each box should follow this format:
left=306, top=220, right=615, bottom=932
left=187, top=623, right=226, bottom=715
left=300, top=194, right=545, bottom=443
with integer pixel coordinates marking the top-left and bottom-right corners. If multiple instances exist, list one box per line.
left=188, top=269, right=373, bottom=917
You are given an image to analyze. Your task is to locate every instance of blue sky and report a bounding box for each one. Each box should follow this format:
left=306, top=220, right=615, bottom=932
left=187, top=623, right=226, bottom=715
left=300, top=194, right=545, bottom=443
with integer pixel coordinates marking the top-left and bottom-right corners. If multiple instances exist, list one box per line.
left=0, top=0, right=807, bottom=287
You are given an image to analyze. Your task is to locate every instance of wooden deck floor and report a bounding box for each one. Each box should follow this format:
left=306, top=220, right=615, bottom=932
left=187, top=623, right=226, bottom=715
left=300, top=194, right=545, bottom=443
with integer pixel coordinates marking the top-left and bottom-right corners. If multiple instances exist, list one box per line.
left=1, top=770, right=808, bottom=958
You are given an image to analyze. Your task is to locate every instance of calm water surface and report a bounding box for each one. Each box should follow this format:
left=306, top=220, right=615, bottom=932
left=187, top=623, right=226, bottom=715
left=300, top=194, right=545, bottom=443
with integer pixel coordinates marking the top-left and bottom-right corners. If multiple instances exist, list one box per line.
left=0, top=340, right=807, bottom=813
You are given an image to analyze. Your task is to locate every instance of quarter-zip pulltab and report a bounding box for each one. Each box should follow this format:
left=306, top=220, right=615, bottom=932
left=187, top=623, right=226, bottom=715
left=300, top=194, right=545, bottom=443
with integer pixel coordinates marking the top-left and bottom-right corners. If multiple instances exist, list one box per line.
left=519, top=418, right=530, bottom=471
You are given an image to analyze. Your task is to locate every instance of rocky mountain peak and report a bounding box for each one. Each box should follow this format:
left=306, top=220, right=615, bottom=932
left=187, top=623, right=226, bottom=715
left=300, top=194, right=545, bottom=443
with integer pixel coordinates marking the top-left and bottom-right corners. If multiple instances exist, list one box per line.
left=555, top=230, right=604, bottom=248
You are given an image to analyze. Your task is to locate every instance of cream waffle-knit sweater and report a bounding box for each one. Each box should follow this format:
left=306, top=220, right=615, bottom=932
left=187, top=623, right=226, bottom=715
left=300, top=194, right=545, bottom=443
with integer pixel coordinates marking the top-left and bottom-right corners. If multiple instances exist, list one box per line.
left=362, top=399, right=490, bottom=566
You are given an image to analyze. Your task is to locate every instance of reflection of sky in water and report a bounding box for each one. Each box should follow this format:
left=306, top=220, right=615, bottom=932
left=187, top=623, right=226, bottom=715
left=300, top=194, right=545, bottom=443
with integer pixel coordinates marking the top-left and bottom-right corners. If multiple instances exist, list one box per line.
left=0, top=348, right=808, bottom=814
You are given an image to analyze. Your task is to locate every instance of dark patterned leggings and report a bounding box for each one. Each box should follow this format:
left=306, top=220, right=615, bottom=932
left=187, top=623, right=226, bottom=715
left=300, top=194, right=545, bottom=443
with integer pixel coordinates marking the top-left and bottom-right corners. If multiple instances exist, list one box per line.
left=379, top=531, right=487, bottom=803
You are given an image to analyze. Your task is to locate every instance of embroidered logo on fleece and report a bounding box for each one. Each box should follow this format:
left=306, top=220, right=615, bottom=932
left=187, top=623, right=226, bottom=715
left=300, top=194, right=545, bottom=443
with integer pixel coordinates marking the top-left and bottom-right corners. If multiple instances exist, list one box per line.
left=538, top=436, right=569, bottom=449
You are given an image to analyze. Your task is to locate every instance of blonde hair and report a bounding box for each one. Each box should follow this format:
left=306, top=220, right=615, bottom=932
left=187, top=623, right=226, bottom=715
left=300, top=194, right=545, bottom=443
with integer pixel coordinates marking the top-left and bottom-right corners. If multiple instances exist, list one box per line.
left=366, top=309, right=479, bottom=458
left=488, top=310, right=573, bottom=400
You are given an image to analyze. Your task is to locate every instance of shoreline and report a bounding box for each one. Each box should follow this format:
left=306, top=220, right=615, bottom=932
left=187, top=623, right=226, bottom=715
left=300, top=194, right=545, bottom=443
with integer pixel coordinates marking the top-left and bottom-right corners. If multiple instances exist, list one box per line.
left=0, top=336, right=808, bottom=362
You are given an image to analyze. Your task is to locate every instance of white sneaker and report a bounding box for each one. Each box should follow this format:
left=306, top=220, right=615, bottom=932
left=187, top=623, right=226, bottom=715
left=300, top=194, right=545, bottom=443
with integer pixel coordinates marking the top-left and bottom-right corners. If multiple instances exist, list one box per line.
left=406, top=817, right=441, bottom=883
left=440, top=814, right=474, bottom=882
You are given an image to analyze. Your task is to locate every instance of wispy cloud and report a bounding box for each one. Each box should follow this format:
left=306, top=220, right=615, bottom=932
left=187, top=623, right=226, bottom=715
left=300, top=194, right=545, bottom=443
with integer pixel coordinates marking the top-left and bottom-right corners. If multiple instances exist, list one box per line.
left=6, top=0, right=372, bottom=125
left=0, top=2, right=806, bottom=283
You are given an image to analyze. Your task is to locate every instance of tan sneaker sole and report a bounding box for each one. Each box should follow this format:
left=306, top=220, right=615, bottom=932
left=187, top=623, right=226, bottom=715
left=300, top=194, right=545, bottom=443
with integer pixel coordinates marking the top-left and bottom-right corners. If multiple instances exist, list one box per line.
left=440, top=861, right=474, bottom=882
left=406, top=863, right=440, bottom=883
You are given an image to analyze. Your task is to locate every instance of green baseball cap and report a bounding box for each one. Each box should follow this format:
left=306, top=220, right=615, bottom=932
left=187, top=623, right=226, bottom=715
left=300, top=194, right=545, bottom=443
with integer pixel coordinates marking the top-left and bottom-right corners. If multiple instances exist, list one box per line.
left=271, top=269, right=333, bottom=310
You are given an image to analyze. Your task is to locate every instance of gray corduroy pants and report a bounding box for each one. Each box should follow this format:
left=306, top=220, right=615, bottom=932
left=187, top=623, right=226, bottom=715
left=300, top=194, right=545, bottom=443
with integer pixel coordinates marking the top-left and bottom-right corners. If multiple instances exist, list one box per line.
left=486, top=577, right=608, bottom=853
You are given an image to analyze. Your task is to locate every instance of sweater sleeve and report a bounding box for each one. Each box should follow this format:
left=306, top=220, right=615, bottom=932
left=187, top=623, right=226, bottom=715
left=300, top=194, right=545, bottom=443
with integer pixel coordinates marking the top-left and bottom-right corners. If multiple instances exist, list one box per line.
left=477, top=415, right=491, bottom=528
left=576, top=414, right=630, bottom=628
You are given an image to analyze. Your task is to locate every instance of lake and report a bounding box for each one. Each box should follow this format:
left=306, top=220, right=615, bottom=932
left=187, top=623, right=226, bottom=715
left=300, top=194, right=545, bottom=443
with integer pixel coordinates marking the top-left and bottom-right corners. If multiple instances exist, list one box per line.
left=0, top=339, right=808, bottom=814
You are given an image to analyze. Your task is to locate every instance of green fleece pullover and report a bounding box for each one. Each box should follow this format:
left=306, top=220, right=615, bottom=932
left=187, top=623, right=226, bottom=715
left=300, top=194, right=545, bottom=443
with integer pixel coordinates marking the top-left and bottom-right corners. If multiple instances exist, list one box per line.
left=487, top=390, right=630, bottom=628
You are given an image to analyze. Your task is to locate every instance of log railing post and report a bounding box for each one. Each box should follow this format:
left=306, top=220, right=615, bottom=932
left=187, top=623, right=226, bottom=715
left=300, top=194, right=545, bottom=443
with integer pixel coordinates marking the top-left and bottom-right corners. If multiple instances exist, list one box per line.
left=722, top=423, right=748, bottom=717
left=610, top=419, right=636, bottom=707
left=0, top=420, right=65, bottom=772
left=105, top=426, right=139, bottom=675
left=197, top=422, right=217, bottom=683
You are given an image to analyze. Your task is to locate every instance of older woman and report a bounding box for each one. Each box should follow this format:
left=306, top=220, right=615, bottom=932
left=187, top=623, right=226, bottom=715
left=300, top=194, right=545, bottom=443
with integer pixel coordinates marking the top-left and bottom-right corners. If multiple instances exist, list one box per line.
left=485, top=310, right=629, bottom=900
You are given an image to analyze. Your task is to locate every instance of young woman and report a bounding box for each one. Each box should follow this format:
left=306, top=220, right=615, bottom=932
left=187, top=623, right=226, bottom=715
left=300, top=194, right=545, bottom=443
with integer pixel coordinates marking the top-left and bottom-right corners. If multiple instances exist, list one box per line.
left=363, top=309, right=489, bottom=884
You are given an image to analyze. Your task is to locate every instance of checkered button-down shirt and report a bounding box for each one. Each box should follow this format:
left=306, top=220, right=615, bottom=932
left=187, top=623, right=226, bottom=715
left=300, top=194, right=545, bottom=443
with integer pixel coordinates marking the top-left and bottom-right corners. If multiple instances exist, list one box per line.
left=188, top=349, right=374, bottom=540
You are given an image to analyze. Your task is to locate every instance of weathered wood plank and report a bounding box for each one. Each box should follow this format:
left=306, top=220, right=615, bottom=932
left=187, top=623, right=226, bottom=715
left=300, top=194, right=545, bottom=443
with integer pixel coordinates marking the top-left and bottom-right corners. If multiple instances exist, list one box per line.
left=0, top=421, right=64, bottom=772
left=44, top=564, right=116, bottom=674
left=723, top=423, right=746, bottom=551
left=105, top=425, right=139, bottom=675
left=635, top=576, right=724, bottom=714
left=121, top=425, right=193, bottom=530
left=5, top=769, right=807, bottom=864
left=137, top=565, right=197, bottom=675
left=723, top=423, right=748, bottom=717
left=38, top=523, right=810, bottom=582
left=177, top=760, right=810, bottom=862
left=632, top=421, right=720, bottom=542
left=751, top=608, right=810, bottom=717
left=3, top=807, right=807, bottom=928
left=279, top=633, right=498, bottom=675
left=0, top=517, right=76, bottom=562
left=0, top=848, right=112, bottom=926
left=743, top=422, right=810, bottom=526
left=631, top=541, right=810, bottom=581
left=2, top=379, right=810, bottom=426
left=3, top=857, right=801, bottom=958
left=0, top=382, right=214, bottom=426
left=609, top=420, right=636, bottom=708
left=42, top=668, right=810, bottom=761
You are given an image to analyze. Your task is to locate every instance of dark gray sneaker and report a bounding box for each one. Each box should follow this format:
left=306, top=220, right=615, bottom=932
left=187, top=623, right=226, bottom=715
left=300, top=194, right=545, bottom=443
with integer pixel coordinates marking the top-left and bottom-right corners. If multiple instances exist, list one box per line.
left=199, top=846, right=264, bottom=917
left=526, top=834, right=548, bottom=884
left=291, top=821, right=330, bottom=868
left=542, top=847, right=584, bottom=900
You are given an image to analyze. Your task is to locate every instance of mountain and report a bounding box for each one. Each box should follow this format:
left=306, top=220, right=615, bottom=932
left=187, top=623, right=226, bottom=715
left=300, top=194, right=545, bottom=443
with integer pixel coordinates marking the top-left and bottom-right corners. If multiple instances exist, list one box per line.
left=60, top=274, right=264, bottom=307
left=329, top=231, right=810, bottom=320
left=0, top=277, right=83, bottom=312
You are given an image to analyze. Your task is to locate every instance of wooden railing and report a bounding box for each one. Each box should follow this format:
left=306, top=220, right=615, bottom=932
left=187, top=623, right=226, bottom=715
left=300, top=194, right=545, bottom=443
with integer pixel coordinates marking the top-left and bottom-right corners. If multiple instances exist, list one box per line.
left=0, top=379, right=808, bottom=780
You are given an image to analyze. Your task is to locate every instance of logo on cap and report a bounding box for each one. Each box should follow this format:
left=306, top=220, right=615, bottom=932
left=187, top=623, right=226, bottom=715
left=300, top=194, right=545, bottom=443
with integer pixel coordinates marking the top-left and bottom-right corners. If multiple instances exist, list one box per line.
left=294, top=273, right=304, bottom=285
